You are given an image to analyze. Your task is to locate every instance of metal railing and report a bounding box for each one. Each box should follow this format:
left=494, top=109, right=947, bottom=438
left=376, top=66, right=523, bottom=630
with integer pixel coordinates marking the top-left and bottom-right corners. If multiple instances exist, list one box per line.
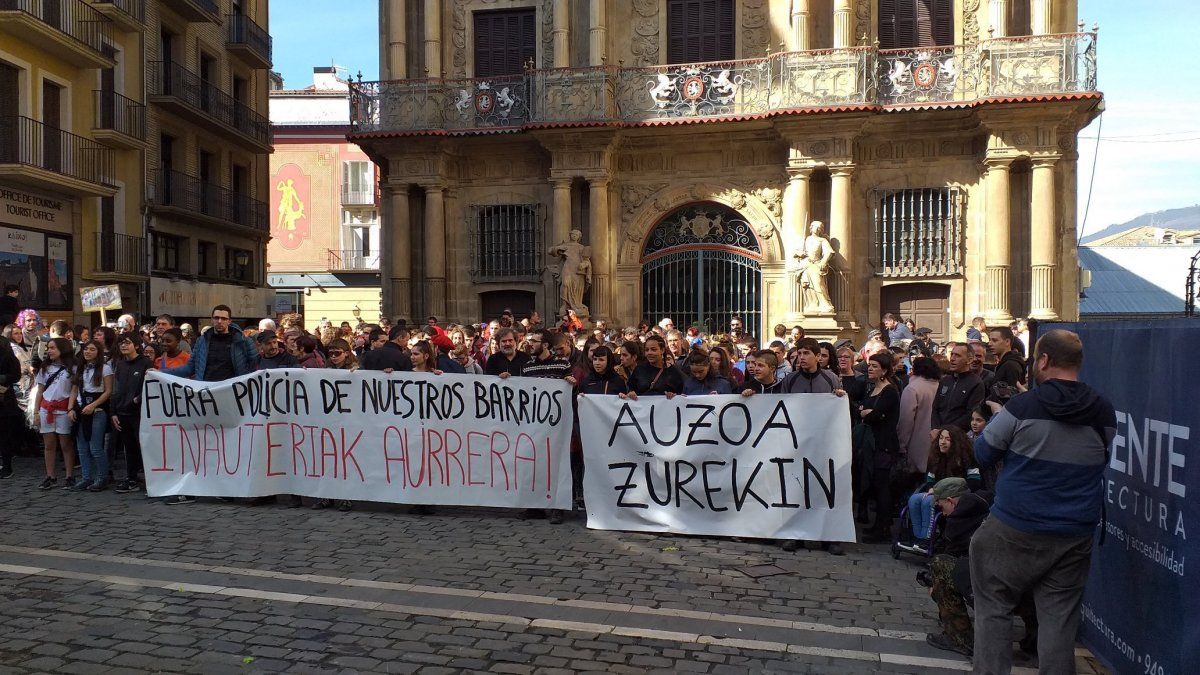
left=0, top=0, right=112, bottom=55
left=226, top=12, right=271, bottom=65
left=92, top=0, right=145, bottom=23
left=871, top=188, right=963, bottom=277
left=341, top=187, right=375, bottom=205
left=148, top=61, right=271, bottom=146
left=350, top=33, right=1098, bottom=135
left=95, top=231, right=146, bottom=276
left=155, top=168, right=268, bottom=232
left=94, top=90, right=146, bottom=140
left=0, top=115, right=113, bottom=187
left=327, top=249, right=380, bottom=271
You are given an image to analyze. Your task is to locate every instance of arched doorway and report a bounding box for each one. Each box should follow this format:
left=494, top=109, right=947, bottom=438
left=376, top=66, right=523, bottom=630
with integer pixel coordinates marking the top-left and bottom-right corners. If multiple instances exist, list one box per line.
left=641, top=202, right=762, bottom=335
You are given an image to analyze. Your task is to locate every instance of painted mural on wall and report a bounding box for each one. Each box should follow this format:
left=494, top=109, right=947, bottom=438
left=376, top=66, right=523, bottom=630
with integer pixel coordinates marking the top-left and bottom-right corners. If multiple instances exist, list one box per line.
left=272, top=163, right=311, bottom=250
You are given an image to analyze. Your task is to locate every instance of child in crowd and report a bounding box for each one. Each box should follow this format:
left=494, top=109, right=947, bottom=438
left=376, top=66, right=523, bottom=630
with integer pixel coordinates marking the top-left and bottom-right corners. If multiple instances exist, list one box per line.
left=740, top=350, right=784, bottom=395
left=69, top=340, right=113, bottom=491
left=33, top=337, right=77, bottom=489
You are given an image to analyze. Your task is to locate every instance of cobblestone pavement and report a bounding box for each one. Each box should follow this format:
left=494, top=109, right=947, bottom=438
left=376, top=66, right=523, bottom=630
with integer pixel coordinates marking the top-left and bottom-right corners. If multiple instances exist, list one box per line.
left=0, top=457, right=1108, bottom=674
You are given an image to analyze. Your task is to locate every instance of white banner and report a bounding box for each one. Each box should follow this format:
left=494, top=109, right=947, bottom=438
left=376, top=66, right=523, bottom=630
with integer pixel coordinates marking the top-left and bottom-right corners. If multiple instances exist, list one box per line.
left=580, top=394, right=856, bottom=541
left=139, top=370, right=575, bottom=509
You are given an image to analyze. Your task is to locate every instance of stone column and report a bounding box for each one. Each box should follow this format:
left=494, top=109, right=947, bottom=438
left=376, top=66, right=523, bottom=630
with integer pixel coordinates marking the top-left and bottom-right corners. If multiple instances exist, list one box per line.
left=390, top=186, right=412, bottom=321
left=424, top=185, right=446, bottom=320
left=551, top=178, right=572, bottom=247
left=984, top=158, right=1013, bottom=323
left=423, top=0, right=441, bottom=78
left=1030, top=156, right=1060, bottom=320
left=829, top=165, right=854, bottom=315
left=442, top=187, right=462, bottom=322
left=552, top=0, right=570, bottom=68
left=1031, top=0, right=1052, bottom=35
left=784, top=167, right=811, bottom=241
left=588, top=0, right=606, bottom=66
left=588, top=177, right=610, bottom=319
left=989, top=0, right=1009, bottom=37
left=791, top=0, right=810, bottom=51
left=833, top=0, right=853, bottom=48
left=386, top=0, right=406, bottom=79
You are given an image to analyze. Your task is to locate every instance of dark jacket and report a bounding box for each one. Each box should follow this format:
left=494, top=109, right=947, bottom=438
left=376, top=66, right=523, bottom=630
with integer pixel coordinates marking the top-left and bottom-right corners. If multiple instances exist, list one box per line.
left=937, top=491, right=993, bottom=557
left=742, top=377, right=785, bottom=394
left=483, top=350, right=529, bottom=377
left=993, top=350, right=1026, bottom=387
left=627, top=362, right=684, bottom=396
left=163, top=325, right=257, bottom=381
left=783, top=367, right=841, bottom=393
left=860, top=383, right=901, bottom=459
left=111, top=355, right=152, bottom=416
left=437, top=353, right=466, bottom=374
left=976, top=379, right=1116, bottom=536
left=359, top=342, right=413, bottom=372
left=0, top=337, right=20, bottom=417
left=0, top=294, right=19, bottom=326
left=578, top=371, right=628, bottom=396
left=257, top=351, right=299, bottom=370
left=931, top=371, right=985, bottom=431
left=681, top=373, right=732, bottom=395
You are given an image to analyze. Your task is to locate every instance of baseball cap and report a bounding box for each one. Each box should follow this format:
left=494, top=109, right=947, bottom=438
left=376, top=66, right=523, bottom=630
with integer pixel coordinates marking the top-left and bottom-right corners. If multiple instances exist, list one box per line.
left=931, top=477, right=969, bottom=499
left=915, top=327, right=933, bottom=337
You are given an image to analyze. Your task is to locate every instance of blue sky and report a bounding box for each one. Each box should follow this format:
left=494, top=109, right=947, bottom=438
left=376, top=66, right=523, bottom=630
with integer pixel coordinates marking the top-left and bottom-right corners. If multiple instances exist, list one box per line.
left=270, top=0, right=1197, bottom=234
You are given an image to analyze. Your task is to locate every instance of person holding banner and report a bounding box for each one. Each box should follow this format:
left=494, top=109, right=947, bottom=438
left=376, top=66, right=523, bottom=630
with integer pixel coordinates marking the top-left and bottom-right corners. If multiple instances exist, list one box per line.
left=111, top=334, right=152, bottom=496
left=483, top=328, right=529, bottom=378
left=970, top=329, right=1116, bottom=675
left=162, top=305, right=257, bottom=383
left=680, top=349, right=733, bottom=395
left=622, top=334, right=683, bottom=399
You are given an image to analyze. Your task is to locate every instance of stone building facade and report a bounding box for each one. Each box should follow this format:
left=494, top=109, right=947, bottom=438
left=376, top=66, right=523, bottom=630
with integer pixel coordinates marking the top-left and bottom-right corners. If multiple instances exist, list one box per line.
left=352, top=0, right=1100, bottom=342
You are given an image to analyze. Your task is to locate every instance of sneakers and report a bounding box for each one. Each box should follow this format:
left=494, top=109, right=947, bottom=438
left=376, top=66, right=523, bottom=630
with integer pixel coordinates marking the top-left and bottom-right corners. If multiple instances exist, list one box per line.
left=69, top=479, right=90, bottom=492
left=113, top=480, right=142, bottom=494
left=87, top=482, right=107, bottom=492
left=336, top=500, right=353, bottom=512
left=312, top=498, right=332, bottom=510
left=780, top=539, right=804, bottom=552
left=824, top=542, right=846, bottom=556
left=61, top=476, right=76, bottom=490
left=164, top=495, right=196, bottom=505
left=37, top=476, right=56, bottom=490
left=926, top=632, right=973, bottom=658
left=547, top=510, right=565, bottom=525
left=0, top=466, right=13, bottom=479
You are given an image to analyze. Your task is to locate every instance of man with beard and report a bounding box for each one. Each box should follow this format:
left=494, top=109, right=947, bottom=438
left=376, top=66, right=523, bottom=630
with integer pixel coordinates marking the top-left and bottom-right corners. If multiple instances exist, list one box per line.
left=483, top=327, right=529, bottom=378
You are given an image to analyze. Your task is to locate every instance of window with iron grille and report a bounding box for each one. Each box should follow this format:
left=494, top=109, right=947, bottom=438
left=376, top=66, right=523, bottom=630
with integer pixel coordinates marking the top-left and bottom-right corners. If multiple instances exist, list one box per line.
left=469, top=203, right=543, bottom=283
left=872, top=188, right=963, bottom=277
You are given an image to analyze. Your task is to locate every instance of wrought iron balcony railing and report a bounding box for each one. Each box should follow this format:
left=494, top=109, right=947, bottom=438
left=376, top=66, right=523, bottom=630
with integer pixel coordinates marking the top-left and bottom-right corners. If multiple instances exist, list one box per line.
left=148, top=61, right=271, bottom=148
left=0, top=115, right=114, bottom=187
left=155, top=168, right=268, bottom=233
left=94, top=90, right=146, bottom=141
left=226, top=12, right=271, bottom=68
left=327, top=249, right=380, bottom=271
left=341, top=187, right=375, bottom=205
left=0, top=0, right=113, bottom=56
left=91, top=0, right=145, bottom=25
left=95, top=231, right=147, bottom=276
left=350, top=33, right=1098, bottom=135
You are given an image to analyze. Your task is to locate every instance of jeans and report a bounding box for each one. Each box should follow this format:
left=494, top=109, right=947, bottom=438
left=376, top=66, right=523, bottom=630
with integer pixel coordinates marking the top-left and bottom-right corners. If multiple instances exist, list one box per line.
left=75, top=410, right=109, bottom=486
left=970, top=517, right=1094, bottom=675
left=908, top=491, right=936, bottom=539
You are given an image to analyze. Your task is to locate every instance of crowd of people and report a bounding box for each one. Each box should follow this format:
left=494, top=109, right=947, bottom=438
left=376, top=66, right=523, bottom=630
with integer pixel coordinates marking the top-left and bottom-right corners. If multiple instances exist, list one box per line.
left=0, top=298, right=1112, bottom=673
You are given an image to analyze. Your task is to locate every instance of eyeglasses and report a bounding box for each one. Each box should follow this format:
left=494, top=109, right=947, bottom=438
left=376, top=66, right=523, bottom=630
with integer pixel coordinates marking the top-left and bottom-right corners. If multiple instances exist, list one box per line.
left=328, top=350, right=344, bottom=356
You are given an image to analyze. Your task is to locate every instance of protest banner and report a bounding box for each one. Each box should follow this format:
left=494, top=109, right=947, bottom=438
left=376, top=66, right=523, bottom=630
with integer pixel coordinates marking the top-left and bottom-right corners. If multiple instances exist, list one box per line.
left=139, top=369, right=575, bottom=509
left=579, top=393, right=856, bottom=541
left=1048, top=319, right=1199, bottom=674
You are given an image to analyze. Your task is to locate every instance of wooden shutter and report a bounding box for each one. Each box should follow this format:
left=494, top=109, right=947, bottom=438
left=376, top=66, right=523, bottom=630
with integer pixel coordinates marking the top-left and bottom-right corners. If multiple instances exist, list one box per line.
left=473, top=8, right=535, bottom=78
left=930, top=0, right=954, bottom=46
left=895, top=0, right=917, bottom=48
left=667, top=0, right=735, bottom=64
left=878, top=0, right=898, bottom=49
left=879, top=0, right=952, bottom=49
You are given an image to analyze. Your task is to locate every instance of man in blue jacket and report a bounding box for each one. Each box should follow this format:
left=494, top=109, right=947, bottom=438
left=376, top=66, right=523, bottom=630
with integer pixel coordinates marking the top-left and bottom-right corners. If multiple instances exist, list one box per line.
left=163, top=304, right=257, bottom=382
left=970, top=329, right=1115, bottom=674
left=160, top=304, right=257, bottom=505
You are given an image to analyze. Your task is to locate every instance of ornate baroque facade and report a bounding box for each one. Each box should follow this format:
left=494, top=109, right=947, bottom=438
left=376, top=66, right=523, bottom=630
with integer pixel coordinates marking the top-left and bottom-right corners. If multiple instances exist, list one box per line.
left=353, top=0, right=1100, bottom=341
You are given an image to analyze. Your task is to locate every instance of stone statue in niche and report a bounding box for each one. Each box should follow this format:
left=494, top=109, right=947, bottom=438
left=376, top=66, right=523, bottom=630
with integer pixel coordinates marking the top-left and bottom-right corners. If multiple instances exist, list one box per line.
left=548, top=229, right=592, bottom=319
left=794, top=220, right=835, bottom=314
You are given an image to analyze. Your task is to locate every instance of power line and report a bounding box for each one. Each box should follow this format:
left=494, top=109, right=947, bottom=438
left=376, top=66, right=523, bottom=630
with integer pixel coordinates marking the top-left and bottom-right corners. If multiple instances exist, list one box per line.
left=1078, top=112, right=1103, bottom=246
left=1079, top=136, right=1200, bottom=143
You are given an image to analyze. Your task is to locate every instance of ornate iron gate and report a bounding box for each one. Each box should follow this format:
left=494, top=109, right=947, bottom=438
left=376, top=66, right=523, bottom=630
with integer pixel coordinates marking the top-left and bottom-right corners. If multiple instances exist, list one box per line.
left=640, top=203, right=763, bottom=336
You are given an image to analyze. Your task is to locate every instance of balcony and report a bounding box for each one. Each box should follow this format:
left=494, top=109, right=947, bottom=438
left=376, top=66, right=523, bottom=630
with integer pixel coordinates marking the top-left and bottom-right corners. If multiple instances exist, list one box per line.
left=152, top=169, right=268, bottom=235
left=91, top=0, right=144, bottom=32
left=341, top=186, right=375, bottom=206
left=92, top=90, right=147, bottom=149
left=226, top=12, right=272, bottom=69
left=168, top=0, right=218, bottom=23
left=0, top=116, right=115, bottom=196
left=350, top=33, right=1098, bottom=136
left=148, top=61, right=272, bottom=152
left=94, top=232, right=147, bottom=278
left=327, top=249, right=380, bottom=272
left=0, top=0, right=114, bottom=69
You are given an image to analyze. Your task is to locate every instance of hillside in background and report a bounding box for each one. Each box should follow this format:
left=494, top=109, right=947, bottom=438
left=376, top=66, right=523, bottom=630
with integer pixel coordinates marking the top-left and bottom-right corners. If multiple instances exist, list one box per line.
left=1081, top=204, right=1200, bottom=244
